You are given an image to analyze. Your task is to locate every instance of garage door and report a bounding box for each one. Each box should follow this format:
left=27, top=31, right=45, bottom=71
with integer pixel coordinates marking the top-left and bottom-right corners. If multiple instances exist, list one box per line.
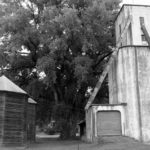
left=97, top=111, right=121, bottom=136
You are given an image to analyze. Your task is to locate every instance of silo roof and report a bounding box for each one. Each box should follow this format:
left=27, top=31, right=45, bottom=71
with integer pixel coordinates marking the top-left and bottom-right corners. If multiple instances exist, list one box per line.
left=28, top=98, right=37, bottom=104
left=0, top=75, right=27, bottom=94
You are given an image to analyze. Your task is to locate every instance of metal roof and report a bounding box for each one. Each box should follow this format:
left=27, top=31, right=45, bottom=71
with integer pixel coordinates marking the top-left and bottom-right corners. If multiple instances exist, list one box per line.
left=28, top=98, right=37, bottom=104
left=0, top=75, right=27, bottom=94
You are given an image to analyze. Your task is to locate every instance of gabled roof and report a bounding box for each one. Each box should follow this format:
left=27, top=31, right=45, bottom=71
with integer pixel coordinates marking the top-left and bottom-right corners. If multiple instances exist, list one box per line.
left=0, top=75, right=27, bottom=94
left=28, top=98, right=37, bottom=104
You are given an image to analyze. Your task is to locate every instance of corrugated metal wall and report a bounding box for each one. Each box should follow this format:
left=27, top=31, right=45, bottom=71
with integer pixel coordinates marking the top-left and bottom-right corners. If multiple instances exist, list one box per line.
left=97, top=111, right=121, bottom=136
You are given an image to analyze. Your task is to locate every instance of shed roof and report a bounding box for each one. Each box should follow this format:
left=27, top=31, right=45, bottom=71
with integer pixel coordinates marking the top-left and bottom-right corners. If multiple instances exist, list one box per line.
left=28, top=98, right=37, bottom=104
left=0, top=75, right=27, bottom=94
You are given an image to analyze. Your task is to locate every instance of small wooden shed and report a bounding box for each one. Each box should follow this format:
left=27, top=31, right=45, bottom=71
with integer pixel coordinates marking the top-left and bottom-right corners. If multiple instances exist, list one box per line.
left=0, top=75, right=37, bottom=147
left=27, top=98, right=37, bottom=142
left=0, top=75, right=28, bottom=147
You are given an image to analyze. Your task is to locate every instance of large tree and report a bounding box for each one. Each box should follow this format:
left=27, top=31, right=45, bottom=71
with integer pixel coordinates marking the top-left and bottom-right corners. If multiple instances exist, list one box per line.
left=0, top=0, right=121, bottom=138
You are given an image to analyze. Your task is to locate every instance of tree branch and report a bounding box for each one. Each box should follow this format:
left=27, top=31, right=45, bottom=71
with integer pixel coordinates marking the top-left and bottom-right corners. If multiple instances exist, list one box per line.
left=93, top=51, right=113, bottom=69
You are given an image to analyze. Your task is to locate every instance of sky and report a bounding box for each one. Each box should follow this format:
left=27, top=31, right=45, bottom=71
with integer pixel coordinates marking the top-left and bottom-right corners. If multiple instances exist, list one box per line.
left=122, top=0, right=150, bottom=5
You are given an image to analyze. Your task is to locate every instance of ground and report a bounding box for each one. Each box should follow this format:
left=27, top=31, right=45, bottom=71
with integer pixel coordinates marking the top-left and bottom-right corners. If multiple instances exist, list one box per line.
left=26, top=133, right=150, bottom=150
left=1, top=133, right=150, bottom=150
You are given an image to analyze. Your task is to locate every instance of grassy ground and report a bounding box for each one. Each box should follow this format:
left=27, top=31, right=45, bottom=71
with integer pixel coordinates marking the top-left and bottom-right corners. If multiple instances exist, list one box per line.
left=26, top=135, right=150, bottom=150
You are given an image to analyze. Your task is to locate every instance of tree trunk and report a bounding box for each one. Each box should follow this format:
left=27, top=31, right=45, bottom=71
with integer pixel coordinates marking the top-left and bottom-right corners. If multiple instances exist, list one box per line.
left=52, top=86, right=58, bottom=105
left=60, top=121, right=77, bottom=140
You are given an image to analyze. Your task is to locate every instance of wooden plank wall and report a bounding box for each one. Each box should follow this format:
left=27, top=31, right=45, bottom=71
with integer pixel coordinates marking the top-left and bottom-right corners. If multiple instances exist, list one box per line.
left=0, top=93, right=5, bottom=146
left=27, top=104, right=36, bottom=142
left=2, top=92, right=27, bottom=147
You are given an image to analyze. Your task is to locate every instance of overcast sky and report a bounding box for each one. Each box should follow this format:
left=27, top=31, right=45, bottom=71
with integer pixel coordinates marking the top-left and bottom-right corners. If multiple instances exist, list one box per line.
left=122, top=0, right=150, bottom=5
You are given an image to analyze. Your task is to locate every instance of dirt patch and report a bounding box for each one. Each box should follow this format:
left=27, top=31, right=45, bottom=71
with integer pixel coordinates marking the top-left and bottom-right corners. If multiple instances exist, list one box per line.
left=95, top=136, right=150, bottom=150
left=1, top=136, right=150, bottom=150
left=26, top=136, right=150, bottom=150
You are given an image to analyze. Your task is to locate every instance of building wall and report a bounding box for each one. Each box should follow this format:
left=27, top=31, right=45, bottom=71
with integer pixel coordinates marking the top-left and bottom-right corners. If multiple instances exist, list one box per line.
left=131, top=6, right=150, bottom=45
left=27, top=104, right=36, bottom=142
left=116, top=46, right=141, bottom=140
left=111, top=5, right=150, bottom=142
left=86, top=104, right=126, bottom=142
left=115, top=5, right=150, bottom=47
left=85, top=107, right=93, bottom=142
left=115, top=5, right=131, bottom=47
left=0, top=93, right=5, bottom=146
left=136, top=47, right=150, bottom=142
left=109, top=58, right=118, bottom=104
left=87, top=5, right=150, bottom=143
left=109, top=46, right=150, bottom=142
left=2, top=92, right=27, bottom=147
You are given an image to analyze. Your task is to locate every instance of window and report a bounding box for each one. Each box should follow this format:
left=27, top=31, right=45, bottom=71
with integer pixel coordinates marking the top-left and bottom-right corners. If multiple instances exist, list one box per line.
left=119, top=24, right=122, bottom=35
left=139, top=17, right=146, bottom=42
left=140, top=17, right=144, bottom=26
left=141, top=34, right=146, bottom=41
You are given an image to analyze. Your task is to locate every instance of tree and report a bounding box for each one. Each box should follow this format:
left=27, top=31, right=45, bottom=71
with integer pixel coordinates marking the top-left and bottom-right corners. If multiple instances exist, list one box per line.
left=0, top=0, right=121, bottom=139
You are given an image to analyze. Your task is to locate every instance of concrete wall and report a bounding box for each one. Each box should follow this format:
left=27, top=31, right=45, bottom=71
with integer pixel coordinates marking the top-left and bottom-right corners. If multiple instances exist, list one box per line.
left=131, top=6, right=150, bottom=46
left=110, top=5, right=150, bottom=142
left=87, top=5, right=150, bottom=143
left=115, top=46, right=141, bottom=140
left=85, top=107, right=93, bottom=142
left=115, top=5, right=131, bottom=47
left=109, top=46, right=150, bottom=142
left=109, top=58, right=118, bottom=104
left=136, top=47, right=150, bottom=142
left=86, top=104, right=126, bottom=142
left=115, top=5, right=150, bottom=47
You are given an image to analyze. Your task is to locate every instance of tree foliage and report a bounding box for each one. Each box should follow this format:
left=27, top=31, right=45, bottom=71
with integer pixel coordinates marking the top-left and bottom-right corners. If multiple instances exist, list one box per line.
left=0, top=0, right=121, bottom=138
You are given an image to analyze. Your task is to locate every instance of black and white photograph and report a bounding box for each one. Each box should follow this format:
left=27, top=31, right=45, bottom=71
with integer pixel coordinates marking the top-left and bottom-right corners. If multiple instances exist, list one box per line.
left=0, top=0, right=150, bottom=149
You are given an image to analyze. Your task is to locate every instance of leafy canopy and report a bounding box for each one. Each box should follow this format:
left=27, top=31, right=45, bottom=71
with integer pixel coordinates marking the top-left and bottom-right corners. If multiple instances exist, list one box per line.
left=0, top=0, right=121, bottom=138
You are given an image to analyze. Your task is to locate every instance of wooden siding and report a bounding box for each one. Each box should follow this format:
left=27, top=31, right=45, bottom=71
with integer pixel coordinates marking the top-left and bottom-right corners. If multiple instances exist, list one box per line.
left=27, top=104, right=36, bottom=142
left=0, top=93, right=5, bottom=146
left=2, top=92, right=27, bottom=147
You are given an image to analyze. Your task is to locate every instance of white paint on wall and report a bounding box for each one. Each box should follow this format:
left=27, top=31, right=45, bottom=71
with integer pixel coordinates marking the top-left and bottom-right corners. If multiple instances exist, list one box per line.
left=122, top=0, right=150, bottom=5
left=115, top=5, right=150, bottom=46
left=110, top=5, right=150, bottom=142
